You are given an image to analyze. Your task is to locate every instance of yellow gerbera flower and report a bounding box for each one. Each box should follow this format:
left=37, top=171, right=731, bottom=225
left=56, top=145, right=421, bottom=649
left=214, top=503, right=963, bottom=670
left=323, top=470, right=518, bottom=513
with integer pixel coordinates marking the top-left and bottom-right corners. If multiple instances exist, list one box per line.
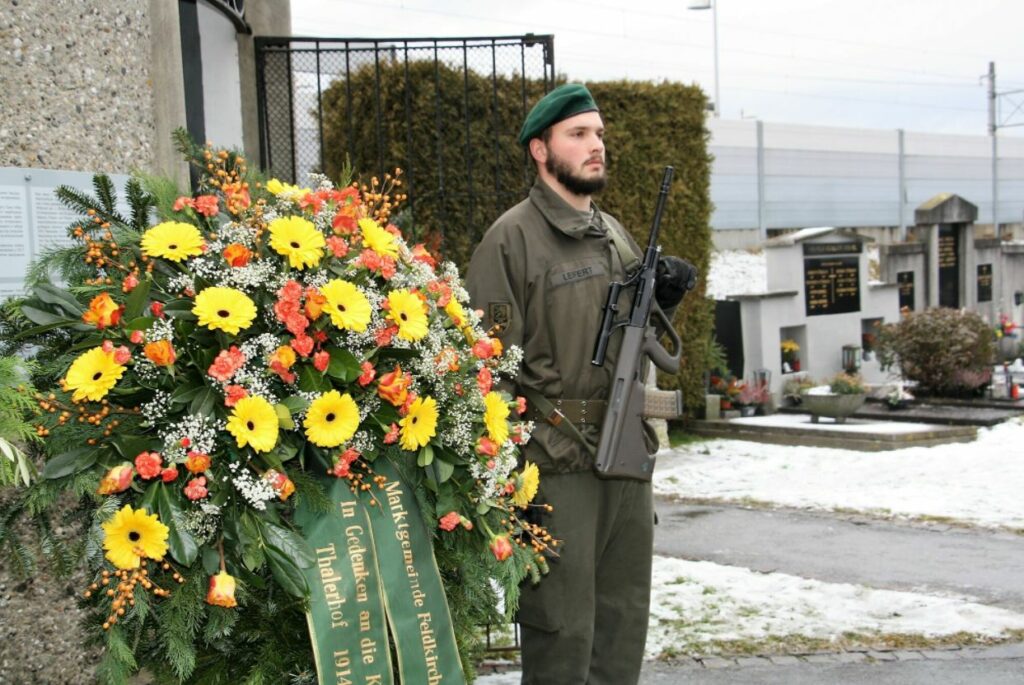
left=226, top=395, right=279, bottom=453
left=140, top=221, right=205, bottom=262
left=399, top=396, right=438, bottom=451
left=304, top=390, right=360, bottom=447
left=101, top=505, right=170, bottom=570
left=359, top=217, right=399, bottom=258
left=320, top=279, right=372, bottom=332
left=387, top=289, right=429, bottom=341
left=64, top=347, right=125, bottom=402
left=266, top=178, right=309, bottom=198
left=512, top=462, right=540, bottom=507
left=192, top=286, right=257, bottom=335
left=483, top=391, right=510, bottom=445
left=268, top=216, right=325, bottom=270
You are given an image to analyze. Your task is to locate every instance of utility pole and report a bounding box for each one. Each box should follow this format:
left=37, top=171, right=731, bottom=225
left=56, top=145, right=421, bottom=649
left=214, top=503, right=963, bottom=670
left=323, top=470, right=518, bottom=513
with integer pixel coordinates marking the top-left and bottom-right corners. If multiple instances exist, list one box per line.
left=988, top=62, right=998, bottom=237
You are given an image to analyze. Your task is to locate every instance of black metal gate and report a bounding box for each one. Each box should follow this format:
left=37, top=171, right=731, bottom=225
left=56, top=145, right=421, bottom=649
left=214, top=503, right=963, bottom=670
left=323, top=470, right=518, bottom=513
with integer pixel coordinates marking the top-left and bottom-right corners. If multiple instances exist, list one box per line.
left=255, top=35, right=554, bottom=261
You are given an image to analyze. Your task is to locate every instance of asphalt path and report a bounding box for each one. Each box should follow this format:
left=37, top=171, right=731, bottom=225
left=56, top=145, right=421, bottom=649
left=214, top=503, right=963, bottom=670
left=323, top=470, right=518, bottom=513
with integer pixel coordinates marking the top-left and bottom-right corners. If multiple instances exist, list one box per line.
left=654, top=499, right=1024, bottom=612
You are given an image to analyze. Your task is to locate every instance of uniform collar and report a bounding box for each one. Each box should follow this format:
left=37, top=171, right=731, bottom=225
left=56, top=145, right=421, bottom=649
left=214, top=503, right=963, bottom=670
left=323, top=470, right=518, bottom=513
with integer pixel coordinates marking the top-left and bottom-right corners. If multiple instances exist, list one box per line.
left=529, top=178, right=604, bottom=239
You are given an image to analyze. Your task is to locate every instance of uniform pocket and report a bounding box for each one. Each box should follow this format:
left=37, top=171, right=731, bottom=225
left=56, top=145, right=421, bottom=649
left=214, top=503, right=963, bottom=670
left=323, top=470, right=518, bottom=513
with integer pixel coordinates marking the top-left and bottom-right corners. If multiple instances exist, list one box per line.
left=544, top=256, right=609, bottom=394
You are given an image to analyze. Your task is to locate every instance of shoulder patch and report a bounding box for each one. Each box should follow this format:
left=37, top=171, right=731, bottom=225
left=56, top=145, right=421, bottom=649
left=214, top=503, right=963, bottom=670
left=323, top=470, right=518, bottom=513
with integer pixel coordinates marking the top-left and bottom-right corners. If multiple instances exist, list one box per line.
left=488, top=302, right=512, bottom=331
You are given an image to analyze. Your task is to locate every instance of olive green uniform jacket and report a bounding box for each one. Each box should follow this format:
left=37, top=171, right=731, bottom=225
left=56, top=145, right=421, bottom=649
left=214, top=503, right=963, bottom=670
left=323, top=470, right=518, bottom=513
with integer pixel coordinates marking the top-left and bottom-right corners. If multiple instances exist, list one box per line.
left=465, top=177, right=656, bottom=474
left=466, top=178, right=657, bottom=684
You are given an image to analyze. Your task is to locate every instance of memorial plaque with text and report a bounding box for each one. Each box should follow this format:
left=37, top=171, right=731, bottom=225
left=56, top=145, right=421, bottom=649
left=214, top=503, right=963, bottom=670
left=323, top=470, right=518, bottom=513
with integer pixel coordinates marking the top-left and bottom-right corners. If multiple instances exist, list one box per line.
left=977, top=264, right=993, bottom=303
left=804, top=256, right=861, bottom=316
left=938, top=225, right=960, bottom=308
left=897, top=271, right=915, bottom=311
left=802, top=241, right=862, bottom=257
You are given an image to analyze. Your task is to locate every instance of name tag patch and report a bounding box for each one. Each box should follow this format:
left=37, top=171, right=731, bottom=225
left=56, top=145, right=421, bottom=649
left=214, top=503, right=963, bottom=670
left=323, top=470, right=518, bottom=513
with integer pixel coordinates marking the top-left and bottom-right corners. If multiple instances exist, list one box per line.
left=550, top=262, right=605, bottom=289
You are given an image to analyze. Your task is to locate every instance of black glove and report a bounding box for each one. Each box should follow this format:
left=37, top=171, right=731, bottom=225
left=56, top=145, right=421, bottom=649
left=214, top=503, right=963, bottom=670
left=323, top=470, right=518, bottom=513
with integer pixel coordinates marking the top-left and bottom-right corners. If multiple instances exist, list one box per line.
left=655, top=255, right=697, bottom=310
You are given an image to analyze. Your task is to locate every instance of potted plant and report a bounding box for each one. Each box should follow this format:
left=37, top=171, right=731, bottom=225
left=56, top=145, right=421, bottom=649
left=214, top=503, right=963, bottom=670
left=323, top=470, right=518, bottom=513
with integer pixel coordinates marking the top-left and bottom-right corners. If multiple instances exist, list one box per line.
left=735, top=382, right=769, bottom=417
left=782, top=376, right=814, bottom=406
left=800, top=372, right=867, bottom=423
left=781, top=339, right=801, bottom=373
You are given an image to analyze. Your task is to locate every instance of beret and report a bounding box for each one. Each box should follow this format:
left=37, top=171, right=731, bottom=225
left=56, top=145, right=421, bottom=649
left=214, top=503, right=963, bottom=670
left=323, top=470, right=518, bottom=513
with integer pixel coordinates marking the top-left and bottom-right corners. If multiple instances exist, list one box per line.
left=517, top=83, right=599, bottom=146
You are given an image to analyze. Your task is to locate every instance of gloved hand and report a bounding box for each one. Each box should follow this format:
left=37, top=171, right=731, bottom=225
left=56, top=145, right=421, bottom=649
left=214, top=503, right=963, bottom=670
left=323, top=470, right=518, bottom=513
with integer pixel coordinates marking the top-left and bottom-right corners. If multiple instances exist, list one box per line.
left=655, top=255, right=698, bottom=309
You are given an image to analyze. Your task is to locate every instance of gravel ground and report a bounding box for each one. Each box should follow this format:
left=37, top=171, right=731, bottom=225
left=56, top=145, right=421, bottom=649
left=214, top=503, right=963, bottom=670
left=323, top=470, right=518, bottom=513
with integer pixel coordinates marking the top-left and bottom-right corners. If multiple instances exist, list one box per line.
left=0, top=493, right=99, bottom=685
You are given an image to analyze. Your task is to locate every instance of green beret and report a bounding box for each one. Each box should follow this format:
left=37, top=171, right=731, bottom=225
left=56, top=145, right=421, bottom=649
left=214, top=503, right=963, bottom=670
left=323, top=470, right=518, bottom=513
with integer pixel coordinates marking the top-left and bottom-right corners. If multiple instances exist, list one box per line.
left=517, top=83, right=599, bottom=146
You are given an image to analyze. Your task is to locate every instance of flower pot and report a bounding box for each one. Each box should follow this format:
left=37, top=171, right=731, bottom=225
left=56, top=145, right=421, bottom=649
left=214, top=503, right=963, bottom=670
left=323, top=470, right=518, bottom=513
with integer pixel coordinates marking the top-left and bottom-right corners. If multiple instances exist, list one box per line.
left=739, top=405, right=757, bottom=417
left=791, top=360, right=801, bottom=372
left=800, top=393, right=866, bottom=424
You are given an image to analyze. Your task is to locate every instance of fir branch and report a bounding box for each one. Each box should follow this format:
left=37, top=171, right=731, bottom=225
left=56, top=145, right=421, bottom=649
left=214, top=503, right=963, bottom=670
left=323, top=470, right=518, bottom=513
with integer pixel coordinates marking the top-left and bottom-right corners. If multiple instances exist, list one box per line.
left=54, top=183, right=101, bottom=217
left=289, top=471, right=332, bottom=514
left=158, top=570, right=204, bottom=680
left=137, top=171, right=184, bottom=222
left=23, top=244, right=89, bottom=287
left=124, top=177, right=156, bottom=231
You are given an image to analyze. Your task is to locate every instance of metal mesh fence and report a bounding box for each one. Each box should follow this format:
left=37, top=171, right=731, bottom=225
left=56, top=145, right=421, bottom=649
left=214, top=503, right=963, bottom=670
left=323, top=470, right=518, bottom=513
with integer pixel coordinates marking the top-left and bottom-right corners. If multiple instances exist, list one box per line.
left=256, top=35, right=555, bottom=262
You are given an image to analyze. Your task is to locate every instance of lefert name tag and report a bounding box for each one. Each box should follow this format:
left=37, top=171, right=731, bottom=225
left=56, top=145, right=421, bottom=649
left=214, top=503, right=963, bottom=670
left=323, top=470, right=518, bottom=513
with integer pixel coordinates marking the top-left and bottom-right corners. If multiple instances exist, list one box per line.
left=550, top=262, right=605, bottom=288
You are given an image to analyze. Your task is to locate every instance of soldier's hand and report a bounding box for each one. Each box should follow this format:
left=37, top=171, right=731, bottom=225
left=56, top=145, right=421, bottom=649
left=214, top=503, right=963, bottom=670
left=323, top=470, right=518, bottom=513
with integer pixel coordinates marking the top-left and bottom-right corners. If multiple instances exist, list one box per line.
left=655, top=255, right=698, bottom=309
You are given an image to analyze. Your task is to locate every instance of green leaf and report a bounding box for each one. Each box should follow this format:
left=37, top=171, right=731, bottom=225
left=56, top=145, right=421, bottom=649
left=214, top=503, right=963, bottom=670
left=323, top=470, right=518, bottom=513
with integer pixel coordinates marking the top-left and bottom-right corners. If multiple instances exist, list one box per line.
left=274, top=403, right=294, bottom=430
left=32, top=283, right=84, bottom=316
left=416, top=444, right=434, bottom=467
left=264, top=544, right=309, bottom=598
left=431, top=457, right=454, bottom=484
left=156, top=483, right=199, bottom=566
left=476, top=501, right=492, bottom=516
left=42, top=447, right=98, bottom=479
left=297, top=364, right=330, bottom=393
left=170, top=383, right=205, bottom=405
left=122, top=279, right=151, bottom=320
left=326, top=347, right=361, bottom=382
left=124, top=316, right=156, bottom=331
left=189, top=386, right=218, bottom=417
left=162, top=298, right=197, bottom=321
left=281, top=395, right=310, bottom=414
left=19, top=305, right=74, bottom=327
left=112, top=435, right=159, bottom=460
left=263, top=522, right=315, bottom=568
left=201, top=546, right=220, bottom=575
left=137, top=481, right=160, bottom=514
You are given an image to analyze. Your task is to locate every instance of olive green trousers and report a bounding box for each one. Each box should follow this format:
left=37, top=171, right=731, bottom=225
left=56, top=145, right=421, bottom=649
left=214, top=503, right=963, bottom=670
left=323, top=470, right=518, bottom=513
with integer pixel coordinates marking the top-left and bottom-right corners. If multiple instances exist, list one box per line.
left=517, top=471, right=654, bottom=685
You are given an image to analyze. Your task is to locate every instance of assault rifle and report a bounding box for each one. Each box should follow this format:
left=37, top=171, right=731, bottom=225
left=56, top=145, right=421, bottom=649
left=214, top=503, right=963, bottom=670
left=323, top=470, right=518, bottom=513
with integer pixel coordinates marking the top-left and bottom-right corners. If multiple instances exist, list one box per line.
left=591, top=166, right=683, bottom=481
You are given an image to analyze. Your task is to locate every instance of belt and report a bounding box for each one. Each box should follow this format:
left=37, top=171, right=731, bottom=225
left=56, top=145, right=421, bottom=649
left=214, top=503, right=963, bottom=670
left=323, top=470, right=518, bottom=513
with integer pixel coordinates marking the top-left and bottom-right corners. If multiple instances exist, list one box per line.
left=525, top=398, right=606, bottom=428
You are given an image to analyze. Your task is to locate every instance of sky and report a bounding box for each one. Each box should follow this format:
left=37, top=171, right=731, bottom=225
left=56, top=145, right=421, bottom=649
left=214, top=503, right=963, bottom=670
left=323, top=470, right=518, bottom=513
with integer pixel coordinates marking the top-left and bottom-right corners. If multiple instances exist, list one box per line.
left=290, top=0, right=1024, bottom=137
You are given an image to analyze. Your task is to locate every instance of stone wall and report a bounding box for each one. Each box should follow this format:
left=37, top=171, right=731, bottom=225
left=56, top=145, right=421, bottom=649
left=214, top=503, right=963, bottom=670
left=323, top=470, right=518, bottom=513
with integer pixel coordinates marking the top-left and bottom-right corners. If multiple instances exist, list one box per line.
left=0, top=1, right=159, bottom=174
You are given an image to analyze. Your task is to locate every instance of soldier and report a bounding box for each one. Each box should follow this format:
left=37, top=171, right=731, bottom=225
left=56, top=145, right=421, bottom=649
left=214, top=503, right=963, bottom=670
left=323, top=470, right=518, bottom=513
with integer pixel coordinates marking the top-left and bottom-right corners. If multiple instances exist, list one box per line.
left=466, top=84, right=693, bottom=684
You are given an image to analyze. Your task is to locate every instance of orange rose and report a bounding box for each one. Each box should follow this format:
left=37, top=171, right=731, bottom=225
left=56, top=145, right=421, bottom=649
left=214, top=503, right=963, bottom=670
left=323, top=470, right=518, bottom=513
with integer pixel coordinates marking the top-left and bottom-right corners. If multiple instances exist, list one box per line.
left=143, top=340, right=176, bottom=366
left=304, top=289, right=327, bottom=320
left=222, top=243, right=252, bottom=267
left=82, top=293, right=123, bottom=329
left=97, top=463, right=134, bottom=495
left=263, top=469, right=295, bottom=501
left=270, top=345, right=296, bottom=370
left=185, top=452, right=211, bottom=474
left=489, top=535, right=514, bottom=562
left=377, top=365, right=411, bottom=407
left=206, top=571, right=238, bottom=608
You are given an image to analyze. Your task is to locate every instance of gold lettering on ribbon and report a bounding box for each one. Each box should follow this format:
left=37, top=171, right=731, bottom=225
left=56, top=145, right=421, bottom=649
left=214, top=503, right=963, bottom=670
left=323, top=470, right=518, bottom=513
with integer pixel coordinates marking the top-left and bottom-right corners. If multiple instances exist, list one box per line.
left=418, top=613, right=443, bottom=684
left=385, top=480, right=427, bottom=608
left=317, top=544, right=349, bottom=629
left=332, top=648, right=353, bottom=684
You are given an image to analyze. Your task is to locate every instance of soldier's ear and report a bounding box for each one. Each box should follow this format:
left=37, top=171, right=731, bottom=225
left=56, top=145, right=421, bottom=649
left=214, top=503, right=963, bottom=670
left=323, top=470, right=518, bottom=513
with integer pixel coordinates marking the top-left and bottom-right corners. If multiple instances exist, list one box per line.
left=528, top=138, right=548, bottom=166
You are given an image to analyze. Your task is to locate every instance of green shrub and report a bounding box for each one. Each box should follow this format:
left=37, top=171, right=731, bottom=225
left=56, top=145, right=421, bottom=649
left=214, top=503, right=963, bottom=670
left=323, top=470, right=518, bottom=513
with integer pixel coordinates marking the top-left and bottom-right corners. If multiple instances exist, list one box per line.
left=876, top=308, right=995, bottom=396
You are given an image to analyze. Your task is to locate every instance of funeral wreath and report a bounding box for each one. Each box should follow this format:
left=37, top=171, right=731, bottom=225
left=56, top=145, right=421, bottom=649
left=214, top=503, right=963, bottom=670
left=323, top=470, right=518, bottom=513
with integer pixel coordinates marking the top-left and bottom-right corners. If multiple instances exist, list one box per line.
left=0, top=132, right=553, bottom=683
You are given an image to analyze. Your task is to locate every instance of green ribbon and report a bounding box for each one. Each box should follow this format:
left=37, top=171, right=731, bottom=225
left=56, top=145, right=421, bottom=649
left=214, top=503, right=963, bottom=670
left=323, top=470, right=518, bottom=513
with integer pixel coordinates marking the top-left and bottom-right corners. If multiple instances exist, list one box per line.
left=298, top=459, right=465, bottom=685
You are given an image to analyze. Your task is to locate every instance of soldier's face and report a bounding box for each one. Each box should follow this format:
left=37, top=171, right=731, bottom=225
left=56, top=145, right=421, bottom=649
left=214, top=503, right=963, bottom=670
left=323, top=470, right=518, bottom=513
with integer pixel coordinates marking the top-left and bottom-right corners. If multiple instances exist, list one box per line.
left=542, top=111, right=607, bottom=196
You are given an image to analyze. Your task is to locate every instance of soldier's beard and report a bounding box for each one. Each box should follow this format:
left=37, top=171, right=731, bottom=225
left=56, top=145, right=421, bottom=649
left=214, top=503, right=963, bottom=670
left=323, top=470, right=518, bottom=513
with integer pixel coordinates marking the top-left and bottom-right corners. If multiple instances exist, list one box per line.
left=545, top=149, right=607, bottom=196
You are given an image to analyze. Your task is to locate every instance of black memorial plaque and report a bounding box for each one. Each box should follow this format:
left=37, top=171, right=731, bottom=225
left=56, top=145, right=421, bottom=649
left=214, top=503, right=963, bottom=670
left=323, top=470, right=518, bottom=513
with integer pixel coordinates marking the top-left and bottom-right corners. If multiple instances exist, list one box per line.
left=977, top=264, right=993, bottom=303
left=938, top=225, right=960, bottom=309
left=897, top=271, right=915, bottom=311
left=804, top=256, right=861, bottom=316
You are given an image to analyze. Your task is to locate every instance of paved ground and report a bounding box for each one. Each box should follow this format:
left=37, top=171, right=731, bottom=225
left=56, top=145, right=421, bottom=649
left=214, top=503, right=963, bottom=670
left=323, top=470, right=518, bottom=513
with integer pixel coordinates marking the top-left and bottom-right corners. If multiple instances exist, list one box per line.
left=481, top=497, right=1024, bottom=684
left=654, top=500, right=1024, bottom=611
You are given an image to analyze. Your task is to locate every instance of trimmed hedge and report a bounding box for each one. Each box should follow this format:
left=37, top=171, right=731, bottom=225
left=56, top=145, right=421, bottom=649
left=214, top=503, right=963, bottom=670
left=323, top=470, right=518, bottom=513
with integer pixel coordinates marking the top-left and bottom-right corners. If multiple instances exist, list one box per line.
left=320, top=65, right=714, bottom=417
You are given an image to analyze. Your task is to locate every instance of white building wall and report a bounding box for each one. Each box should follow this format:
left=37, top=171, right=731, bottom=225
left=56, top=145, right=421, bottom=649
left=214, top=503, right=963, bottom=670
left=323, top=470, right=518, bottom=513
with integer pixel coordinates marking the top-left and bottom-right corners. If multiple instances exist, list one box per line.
left=708, top=120, right=1024, bottom=232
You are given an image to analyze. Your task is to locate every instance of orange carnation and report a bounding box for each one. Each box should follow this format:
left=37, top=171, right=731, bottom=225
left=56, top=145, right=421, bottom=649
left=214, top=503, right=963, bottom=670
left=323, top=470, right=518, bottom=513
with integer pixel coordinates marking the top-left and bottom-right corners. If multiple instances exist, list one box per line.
left=143, top=340, right=176, bottom=366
